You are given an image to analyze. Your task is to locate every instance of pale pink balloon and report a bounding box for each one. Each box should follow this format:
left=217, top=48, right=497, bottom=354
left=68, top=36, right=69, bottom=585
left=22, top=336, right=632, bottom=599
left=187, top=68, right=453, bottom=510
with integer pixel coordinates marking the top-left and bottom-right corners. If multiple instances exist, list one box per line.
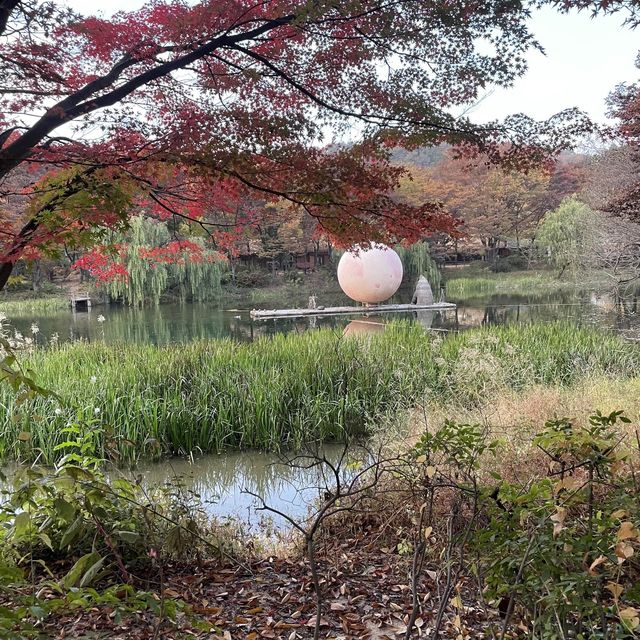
left=337, top=244, right=403, bottom=304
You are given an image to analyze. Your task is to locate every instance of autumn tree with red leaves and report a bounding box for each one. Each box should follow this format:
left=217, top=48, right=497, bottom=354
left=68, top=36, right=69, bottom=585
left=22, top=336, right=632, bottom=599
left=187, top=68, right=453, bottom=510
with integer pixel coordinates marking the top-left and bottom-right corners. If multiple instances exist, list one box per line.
left=0, top=0, right=634, bottom=290
left=583, top=53, right=640, bottom=220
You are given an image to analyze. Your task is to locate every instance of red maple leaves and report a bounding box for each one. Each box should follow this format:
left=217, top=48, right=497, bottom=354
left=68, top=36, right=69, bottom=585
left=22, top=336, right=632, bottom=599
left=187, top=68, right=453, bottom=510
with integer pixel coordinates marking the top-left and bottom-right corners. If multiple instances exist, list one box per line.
left=73, top=249, right=129, bottom=283
left=0, top=0, right=630, bottom=287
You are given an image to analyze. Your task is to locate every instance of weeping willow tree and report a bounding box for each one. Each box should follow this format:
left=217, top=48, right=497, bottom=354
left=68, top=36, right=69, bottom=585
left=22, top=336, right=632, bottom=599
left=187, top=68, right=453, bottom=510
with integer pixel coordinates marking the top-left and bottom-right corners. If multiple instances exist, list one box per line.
left=395, top=242, right=442, bottom=292
left=102, top=217, right=226, bottom=306
left=536, top=198, right=599, bottom=277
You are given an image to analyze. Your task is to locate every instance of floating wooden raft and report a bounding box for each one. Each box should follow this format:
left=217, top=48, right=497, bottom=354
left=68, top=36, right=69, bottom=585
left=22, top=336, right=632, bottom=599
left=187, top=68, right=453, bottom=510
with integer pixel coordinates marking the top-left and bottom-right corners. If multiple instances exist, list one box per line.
left=250, top=301, right=456, bottom=320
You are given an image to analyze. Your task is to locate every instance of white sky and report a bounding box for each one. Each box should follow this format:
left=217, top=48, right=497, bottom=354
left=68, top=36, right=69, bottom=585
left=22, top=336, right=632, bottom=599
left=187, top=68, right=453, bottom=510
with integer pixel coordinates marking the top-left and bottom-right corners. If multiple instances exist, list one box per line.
left=468, top=7, right=639, bottom=123
left=67, top=1, right=639, bottom=125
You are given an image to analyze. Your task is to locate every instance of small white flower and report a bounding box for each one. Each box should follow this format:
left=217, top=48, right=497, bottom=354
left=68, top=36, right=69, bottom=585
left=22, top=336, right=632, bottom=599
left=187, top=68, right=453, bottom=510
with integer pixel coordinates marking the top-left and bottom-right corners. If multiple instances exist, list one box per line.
left=97, top=315, right=106, bottom=323
left=94, top=407, right=101, bottom=415
left=90, top=375, right=97, bottom=384
left=30, top=323, right=39, bottom=335
left=0, top=312, right=7, bottom=323
left=50, top=332, right=59, bottom=346
left=54, top=407, right=62, bottom=416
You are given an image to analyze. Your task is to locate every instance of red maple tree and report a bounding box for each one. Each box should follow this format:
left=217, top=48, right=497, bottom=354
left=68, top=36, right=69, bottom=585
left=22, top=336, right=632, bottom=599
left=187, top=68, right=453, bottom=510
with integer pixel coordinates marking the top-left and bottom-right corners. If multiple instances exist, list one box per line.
left=601, top=52, right=640, bottom=219
left=0, top=0, right=632, bottom=289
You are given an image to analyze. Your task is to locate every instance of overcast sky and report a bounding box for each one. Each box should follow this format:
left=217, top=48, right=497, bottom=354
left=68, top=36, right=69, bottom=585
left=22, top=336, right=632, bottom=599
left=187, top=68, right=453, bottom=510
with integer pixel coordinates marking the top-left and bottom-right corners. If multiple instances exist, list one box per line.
left=66, top=1, right=639, bottom=125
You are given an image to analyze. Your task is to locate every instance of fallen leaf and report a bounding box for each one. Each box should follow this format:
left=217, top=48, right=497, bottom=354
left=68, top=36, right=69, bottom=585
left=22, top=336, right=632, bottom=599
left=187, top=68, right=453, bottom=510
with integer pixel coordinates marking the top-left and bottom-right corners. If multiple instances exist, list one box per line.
left=620, top=607, right=640, bottom=630
left=588, top=555, right=607, bottom=575
left=615, top=542, right=634, bottom=564
left=617, top=521, right=639, bottom=541
left=606, top=582, right=624, bottom=600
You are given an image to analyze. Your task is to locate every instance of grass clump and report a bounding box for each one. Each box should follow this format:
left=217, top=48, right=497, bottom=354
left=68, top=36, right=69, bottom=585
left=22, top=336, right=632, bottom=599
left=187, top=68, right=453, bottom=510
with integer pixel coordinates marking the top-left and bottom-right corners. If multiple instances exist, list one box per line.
left=0, top=296, right=68, bottom=315
left=0, top=322, right=637, bottom=463
left=444, top=267, right=609, bottom=301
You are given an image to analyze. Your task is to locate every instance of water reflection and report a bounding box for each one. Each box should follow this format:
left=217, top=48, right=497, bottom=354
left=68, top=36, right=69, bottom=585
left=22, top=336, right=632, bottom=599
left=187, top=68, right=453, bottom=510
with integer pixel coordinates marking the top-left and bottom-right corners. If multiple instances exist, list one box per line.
left=2, top=286, right=638, bottom=527
left=120, top=446, right=358, bottom=528
left=2, top=287, right=639, bottom=344
left=342, top=318, right=386, bottom=337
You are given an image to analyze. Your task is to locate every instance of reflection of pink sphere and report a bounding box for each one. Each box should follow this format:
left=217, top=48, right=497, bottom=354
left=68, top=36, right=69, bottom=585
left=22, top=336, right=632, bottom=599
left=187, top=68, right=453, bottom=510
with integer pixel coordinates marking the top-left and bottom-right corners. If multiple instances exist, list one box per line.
left=337, top=244, right=403, bottom=304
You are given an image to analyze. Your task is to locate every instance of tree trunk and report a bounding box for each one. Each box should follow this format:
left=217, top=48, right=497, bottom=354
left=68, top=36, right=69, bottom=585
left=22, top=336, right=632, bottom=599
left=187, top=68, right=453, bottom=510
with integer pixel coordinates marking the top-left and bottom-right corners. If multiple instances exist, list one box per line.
left=0, top=261, right=14, bottom=291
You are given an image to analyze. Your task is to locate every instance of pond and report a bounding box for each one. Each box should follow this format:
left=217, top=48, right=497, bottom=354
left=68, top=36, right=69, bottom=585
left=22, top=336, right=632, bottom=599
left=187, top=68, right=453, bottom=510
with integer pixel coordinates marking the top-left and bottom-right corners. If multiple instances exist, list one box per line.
left=120, top=445, right=360, bottom=530
left=1, top=283, right=638, bottom=528
left=3, top=286, right=639, bottom=344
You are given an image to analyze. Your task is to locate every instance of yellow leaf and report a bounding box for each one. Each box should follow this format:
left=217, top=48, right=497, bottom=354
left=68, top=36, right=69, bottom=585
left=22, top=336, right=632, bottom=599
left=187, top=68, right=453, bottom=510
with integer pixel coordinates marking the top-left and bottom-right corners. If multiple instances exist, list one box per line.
left=424, top=526, right=433, bottom=540
left=551, top=507, right=566, bottom=537
left=611, top=509, right=627, bottom=519
left=416, top=454, right=427, bottom=464
left=610, top=460, right=625, bottom=476
left=553, top=475, right=581, bottom=495
left=426, top=465, right=436, bottom=478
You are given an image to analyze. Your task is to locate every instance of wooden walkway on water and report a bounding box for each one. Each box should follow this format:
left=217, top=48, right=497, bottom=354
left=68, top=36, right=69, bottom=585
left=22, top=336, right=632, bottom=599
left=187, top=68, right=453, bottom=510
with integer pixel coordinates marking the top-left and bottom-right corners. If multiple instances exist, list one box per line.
left=250, top=301, right=456, bottom=320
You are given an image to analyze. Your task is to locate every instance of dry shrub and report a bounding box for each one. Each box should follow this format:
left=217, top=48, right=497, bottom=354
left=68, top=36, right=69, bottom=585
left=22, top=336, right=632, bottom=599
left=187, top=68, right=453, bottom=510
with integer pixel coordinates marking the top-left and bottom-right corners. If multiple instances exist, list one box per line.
left=409, top=376, right=640, bottom=483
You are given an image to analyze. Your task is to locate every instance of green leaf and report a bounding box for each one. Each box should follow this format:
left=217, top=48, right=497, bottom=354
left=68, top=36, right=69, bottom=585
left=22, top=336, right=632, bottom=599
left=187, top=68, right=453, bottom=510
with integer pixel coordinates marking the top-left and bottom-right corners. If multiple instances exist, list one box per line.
left=63, top=552, right=100, bottom=589
left=53, top=497, right=76, bottom=523
left=79, top=556, right=106, bottom=588
left=59, top=515, right=84, bottom=550
left=38, top=533, right=53, bottom=550
left=116, top=530, right=140, bottom=544
left=13, top=512, right=31, bottom=536
left=28, top=606, right=47, bottom=621
left=0, top=563, right=24, bottom=583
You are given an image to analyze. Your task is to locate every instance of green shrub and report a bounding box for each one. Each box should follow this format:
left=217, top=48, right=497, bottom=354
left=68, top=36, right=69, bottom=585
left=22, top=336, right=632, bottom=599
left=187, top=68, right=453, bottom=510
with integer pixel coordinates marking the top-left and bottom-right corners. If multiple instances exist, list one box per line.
left=233, top=266, right=270, bottom=288
left=489, top=253, right=528, bottom=272
left=476, top=411, right=640, bottom=638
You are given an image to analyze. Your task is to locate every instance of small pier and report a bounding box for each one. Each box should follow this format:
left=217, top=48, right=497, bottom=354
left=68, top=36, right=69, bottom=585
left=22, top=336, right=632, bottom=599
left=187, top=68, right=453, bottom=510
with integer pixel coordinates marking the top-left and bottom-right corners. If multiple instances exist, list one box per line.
left=250, top=301, right=456, bottom=320
left=70, top=294, right=91, bottom=311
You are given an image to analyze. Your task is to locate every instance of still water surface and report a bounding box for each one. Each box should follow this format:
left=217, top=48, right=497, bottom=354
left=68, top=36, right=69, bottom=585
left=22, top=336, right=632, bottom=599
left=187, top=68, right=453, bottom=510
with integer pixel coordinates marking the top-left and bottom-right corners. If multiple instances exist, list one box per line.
left=4, top=288, right=640, bottom=344
left=124, top=446, right=358, bottom=529
left=2, top=286, right=639, bottom=525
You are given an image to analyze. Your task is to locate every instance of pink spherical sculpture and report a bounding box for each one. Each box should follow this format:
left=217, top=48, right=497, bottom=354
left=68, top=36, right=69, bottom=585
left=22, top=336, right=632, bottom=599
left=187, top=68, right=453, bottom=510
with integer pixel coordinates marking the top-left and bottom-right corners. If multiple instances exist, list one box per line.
left=337, top=243, right=403, bottom=304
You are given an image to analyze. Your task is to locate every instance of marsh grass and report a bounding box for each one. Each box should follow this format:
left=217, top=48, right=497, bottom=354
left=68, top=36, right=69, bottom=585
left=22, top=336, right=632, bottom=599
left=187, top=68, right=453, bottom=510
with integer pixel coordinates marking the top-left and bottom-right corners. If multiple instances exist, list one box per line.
left=0, top=297, right=68, bottom=315
left=413, top=375, right=640, bottom=481
left=0, top=323, right=637, bottom=463
left=444, top=268, right=610, bottom=300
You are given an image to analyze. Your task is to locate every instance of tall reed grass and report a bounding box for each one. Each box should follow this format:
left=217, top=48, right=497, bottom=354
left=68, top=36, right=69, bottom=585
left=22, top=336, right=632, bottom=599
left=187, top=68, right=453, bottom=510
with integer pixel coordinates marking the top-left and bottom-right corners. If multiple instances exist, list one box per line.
left=0, top=297, right=68, bottom=315
left=1, top=323, right=637, bottom=463
left=444, top=270, right=611, bottom=300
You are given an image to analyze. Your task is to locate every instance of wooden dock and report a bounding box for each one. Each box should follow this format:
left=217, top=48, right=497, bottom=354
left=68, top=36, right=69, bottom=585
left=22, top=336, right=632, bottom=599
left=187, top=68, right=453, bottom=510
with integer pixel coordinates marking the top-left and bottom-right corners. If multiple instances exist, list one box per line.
left=70, top=294, right=91, bottom=311
left=250, top=301, right=456, bottom=320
